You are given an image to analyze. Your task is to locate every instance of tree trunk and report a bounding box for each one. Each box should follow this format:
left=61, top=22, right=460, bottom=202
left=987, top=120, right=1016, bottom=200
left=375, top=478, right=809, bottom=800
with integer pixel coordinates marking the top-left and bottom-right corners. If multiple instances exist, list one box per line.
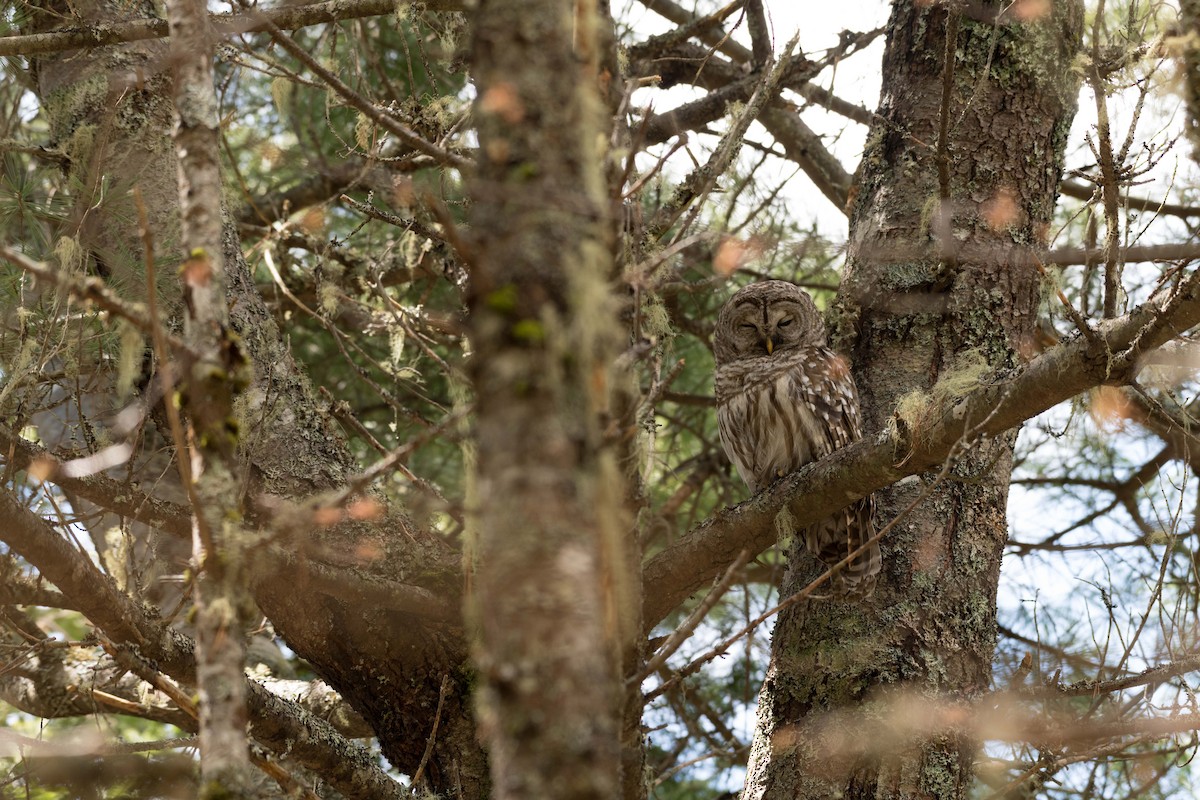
left=742, top=2, right=1084, bottom=797
left=1183, top=0, right=1200, bottom=157
left=166, top=0, right=254, bottom=792
left=465, top=0, right=637, bottom=798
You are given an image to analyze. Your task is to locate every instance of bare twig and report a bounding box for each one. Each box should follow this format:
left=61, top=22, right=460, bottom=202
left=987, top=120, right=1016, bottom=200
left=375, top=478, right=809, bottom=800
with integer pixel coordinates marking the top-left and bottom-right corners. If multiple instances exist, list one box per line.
left=0, top=246, right=188, bottom=354
left=649, top=31, right=802, bottom=240
left=237, top=3, right=469, bottom=171
left=631, top=549, right=751, bottom=686
left=326, top=407, right=470, bottom=508
left=1088, top=0, right=1124, bottom=318
left=745, top=0, right=771, bottom=67
left=1059, top=179, right=1200, bottom=219
left=936, top=8, right=960, bottom=203
left=410, top=675, right=453, bottom=788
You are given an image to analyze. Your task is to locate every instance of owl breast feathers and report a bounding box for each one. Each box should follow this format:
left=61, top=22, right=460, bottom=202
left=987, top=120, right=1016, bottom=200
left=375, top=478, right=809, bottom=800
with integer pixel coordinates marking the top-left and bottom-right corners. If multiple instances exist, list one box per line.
left=713, top=280, right=880, bottom=598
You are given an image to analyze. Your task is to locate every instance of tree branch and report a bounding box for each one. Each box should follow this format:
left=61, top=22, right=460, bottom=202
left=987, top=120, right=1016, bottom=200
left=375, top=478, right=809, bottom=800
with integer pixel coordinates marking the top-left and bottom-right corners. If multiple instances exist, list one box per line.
left=630, top=40, right=858, bottom=211
left=0, top=0, right=465, bottom=57
left=1059, top=179, right=1200, bottom=219
left=639, top=0, right=754, bottom=64
left=0, top=650, right=196, bottom=729
left=0, top=421, right=453, bottom=623
left=242, top=4, right=469, bottom=171
left=852, top=239, right=1200, bottom=268
left=0, top=424, right=193, bottom=540
left=0, top=489, right=407, bottom=800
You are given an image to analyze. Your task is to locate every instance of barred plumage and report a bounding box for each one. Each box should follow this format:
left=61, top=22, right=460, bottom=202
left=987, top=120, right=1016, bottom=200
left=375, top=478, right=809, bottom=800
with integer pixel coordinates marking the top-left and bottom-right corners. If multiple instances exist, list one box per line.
left=713, top=280, right=880, bottom=598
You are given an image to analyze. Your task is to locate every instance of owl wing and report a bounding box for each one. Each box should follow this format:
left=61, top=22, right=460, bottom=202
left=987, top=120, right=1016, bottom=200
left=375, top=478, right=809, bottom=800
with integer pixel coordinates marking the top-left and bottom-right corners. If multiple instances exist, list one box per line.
left=784, top=347, right=881, bottom=598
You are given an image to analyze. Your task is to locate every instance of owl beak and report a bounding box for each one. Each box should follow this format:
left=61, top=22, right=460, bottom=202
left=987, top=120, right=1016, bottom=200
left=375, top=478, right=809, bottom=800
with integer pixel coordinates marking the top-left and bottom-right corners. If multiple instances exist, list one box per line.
left=765, top=337, right=774, bottom=355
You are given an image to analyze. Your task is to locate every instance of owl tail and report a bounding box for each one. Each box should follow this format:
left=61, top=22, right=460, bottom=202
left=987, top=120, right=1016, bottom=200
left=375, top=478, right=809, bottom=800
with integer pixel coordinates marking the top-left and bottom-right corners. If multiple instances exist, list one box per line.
left=810, top=496, right=881, bottom=599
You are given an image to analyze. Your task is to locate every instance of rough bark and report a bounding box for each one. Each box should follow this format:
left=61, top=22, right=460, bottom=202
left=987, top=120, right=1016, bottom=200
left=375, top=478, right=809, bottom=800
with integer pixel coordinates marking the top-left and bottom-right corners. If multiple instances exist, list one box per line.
left=165, top=0, right=253, bottom=792
left=1182, top=0, right=1200, bottom=158
left=742, top=2, right=1085, bottom=798
left=465, top=0, right=635, bottom=798
left=0, top=0, right=465, bottom=58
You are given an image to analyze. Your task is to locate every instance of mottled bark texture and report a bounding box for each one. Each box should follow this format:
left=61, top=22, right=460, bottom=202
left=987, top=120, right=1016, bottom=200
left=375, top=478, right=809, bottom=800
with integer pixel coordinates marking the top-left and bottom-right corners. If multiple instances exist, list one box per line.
left=466, top=1, right=636, bottom=798
left=742, top=2, right=1084, bottom=798
left=21, top=0, right=191, bottom=605
left=165, top=0, right=253, bottom=792
left=22, top=0, right=183, bottom=341
left=1182, top=0, right=1200, bottom=158
left=22, top=2, right=488, bottom=795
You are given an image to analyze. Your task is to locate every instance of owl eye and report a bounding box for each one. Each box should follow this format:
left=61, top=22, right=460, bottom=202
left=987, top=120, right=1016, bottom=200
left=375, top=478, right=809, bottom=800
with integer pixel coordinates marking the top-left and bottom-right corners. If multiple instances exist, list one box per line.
left=777, top=318, right=793, bottom=328
left=740, top=323, right=757, bottom=331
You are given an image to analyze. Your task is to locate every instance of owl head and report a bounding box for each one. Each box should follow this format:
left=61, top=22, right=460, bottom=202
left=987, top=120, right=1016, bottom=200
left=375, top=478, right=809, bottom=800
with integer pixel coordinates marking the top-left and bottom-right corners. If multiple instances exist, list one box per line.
left=713, top=280, right=825, bottom=365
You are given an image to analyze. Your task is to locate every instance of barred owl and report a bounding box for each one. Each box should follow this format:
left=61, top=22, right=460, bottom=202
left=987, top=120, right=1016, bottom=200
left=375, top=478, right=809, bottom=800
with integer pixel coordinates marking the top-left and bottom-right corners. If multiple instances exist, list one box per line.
left=713, top=280, right=880, bottom=598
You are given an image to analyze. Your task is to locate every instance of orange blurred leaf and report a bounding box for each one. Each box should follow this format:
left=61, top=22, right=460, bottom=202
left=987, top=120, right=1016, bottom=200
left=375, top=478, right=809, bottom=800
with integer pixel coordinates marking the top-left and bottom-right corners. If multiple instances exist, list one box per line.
left=479, top=82, right=525, bottom=124
left=1012, top=0, right=1051, bottom=21
left=347, top=497, right=384, bottom=521
left=299, top=208, right=326, bottom=234
left=392, top=176, right=416, bottom=210
left=182, top=251, right=213, bottom=288
left=28, top=456, right=57, bottom=482
left=313, top=506, right=343, bottom=527
left=1089, top=386, right=1136, bottom=431
left=981, top=186, right=1020, bottom=231
left=485, top=140, right=511, bottom=163
left=353, top=539, right=384, bottom=563
left=713, top=237, right=751, bottom=277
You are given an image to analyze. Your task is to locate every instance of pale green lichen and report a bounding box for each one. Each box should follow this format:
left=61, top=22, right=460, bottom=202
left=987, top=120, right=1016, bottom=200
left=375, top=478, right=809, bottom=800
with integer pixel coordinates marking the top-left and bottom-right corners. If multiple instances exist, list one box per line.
left=54, top=236, right=86, bottom=276
left=115, top=319, right=144, bottom=399
left=895, top=389, right=931, bottom=432
left=270, top=76, right=293, bottom=118
left=774, top=507, right=797, bottom=551
left=931, top=348, right=991, bottom=403
left=354, top=112, right=375, bottom=151
left=893, top=349, right=991, bottom=435
left=639, top=294, right=673, bottom=342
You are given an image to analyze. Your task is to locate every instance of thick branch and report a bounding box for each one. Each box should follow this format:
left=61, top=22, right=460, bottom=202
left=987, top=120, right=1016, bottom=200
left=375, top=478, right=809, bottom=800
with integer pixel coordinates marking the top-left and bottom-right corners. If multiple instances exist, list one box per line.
left=0, top=489, right=196, bottom=675
left=1045, top=242, right=1200, bottom=266
left=0, top=652, right=195, bottom=730
left=631, top=40, right=858, bottom=211
left=0, top=0, right=465, bottom=57
left=0, top=490, right=406, bottom=800
left=849, top=239, right=1200, bottom=268
left=639, top=0, right=753, bottom=64
left=0, top=422, right=451, bottom=621
left=759, top=105, right=852, bottom=209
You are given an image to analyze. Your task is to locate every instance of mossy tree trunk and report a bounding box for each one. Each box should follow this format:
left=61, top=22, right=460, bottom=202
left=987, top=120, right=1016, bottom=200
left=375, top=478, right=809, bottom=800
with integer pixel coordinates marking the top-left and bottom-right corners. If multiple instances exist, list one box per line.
left=1182, top=0, right=1200, bottom=157
left=742, top=2, right=1084, bottom=798
left=465, top=0, right=638, bottom=798
left=165, top=0, right=255, bottom=793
